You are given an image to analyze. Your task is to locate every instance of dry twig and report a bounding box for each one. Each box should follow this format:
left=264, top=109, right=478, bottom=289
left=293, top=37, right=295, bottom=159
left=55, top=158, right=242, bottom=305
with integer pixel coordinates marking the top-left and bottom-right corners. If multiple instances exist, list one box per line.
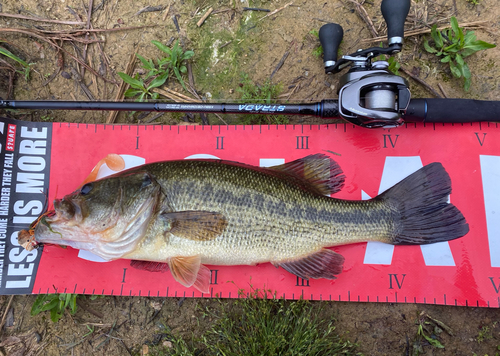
left=362, top=21, right=489, bottom=43
left=197, top=7, right=213, bottom=27
left=399, top=66, right=442, bottom=98
left=258, top=2, right=293, bottom=22
left=345, top=0, right=379, bottom=38
left=0, top=12, right=85, bottom=25
left=107, top=52, right=136, bottom=124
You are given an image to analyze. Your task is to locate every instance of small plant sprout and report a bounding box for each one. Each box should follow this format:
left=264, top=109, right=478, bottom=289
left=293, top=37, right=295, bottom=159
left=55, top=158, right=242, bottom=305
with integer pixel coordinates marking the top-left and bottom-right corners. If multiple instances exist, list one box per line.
left=0, top=45, right=34, bottom=81
left=424, top=16, right=496, bottom=91
left=31, top=293, right=78, bottom=323
left=118, top=71, right=168, bottom=102
left=151, top=40, right=194, bottom=91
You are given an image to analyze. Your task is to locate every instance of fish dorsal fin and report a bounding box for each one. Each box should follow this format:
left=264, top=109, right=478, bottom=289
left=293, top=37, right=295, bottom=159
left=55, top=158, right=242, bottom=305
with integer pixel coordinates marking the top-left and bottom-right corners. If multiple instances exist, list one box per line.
left=161, top=211, right=227, bottom=241
left=267, top=154, right=345, bottom=196
left=168, top=256, right=211, bottom=293
left=273, top=248, right=345, bottom=280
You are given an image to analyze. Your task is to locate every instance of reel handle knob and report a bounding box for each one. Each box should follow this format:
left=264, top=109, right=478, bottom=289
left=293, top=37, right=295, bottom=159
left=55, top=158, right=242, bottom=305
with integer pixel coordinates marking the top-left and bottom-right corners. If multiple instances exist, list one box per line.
left=319, top=23, right=343, bottom=73
left=381, top=0, right=410, bottom=46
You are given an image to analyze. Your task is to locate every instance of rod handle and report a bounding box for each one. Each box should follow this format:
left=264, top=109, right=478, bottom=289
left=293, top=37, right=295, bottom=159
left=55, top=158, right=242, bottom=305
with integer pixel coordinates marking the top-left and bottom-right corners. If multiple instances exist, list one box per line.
left=381, top=0, right=410, bottom=45
left=319, top=23, right=343, bottom=73
left=404, top=98, right=500, bottom=123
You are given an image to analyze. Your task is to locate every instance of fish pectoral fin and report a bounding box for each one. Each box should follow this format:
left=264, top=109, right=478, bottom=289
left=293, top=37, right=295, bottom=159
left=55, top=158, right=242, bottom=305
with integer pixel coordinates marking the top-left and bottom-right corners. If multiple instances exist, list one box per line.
left=267, top=154, right=345, bottom=196
left=161, top=211, right=227, bottom=241
left=129, top=260, right=170, bottom=273
left=273, top=248, right=345, bottom=280
left=168, top=255, right=210, bottom=294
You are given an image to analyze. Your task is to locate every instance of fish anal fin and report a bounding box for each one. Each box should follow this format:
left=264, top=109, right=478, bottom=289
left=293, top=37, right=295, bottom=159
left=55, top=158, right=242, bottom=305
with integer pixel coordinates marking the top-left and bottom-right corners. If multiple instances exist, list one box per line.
left=193, top=264, right=211, bottom=294
left=162, top=211, right=227, bottom=241
left=168, top=255, right=202, bottom=288
left=130, top=260, right=169, bottom=273
left=268, top=154, right=345, bottom=195
left=274, top=248, right=345, bottom=280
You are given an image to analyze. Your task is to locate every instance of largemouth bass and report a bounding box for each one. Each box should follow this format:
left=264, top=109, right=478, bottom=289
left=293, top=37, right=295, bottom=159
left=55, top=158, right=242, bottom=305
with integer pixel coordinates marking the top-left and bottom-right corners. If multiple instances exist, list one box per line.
left=20, top=154, right=469, bottom=293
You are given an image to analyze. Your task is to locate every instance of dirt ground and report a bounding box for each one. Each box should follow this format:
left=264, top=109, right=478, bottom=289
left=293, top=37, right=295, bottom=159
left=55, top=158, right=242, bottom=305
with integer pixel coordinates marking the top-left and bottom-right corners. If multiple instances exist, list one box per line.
left=0, top=0, right=500, bottom=354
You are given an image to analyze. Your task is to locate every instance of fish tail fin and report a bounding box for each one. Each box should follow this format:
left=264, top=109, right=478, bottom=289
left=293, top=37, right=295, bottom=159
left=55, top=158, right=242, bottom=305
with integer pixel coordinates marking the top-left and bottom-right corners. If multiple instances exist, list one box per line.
left=378, top=162, right=469, bottom=245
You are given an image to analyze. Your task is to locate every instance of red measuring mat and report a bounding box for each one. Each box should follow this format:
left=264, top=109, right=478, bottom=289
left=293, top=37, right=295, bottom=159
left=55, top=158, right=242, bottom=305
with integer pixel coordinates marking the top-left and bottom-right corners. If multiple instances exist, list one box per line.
left=1, top=117, right=499, bottom=307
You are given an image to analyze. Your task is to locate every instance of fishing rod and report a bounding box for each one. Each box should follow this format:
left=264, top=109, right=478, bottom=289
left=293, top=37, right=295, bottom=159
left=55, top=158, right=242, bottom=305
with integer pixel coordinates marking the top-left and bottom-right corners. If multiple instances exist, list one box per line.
left=1, top=0, right=499, bottom=128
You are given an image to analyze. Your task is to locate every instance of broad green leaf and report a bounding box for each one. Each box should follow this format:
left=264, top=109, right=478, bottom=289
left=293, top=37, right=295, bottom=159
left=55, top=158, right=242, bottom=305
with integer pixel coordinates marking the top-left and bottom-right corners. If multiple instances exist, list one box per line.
left=147, top=72, right=169, bottom=90
left=118, top=72, right=144, bottom=89
left=124, top=88, right=144, bottom=97
left=464, top=77, right=471, bottom=92
left=449, top=61, right=462, bottom=78
left=152, top=92, right=159, bottom=100
left=136, top=54, right=153, bottom=70
left=443, top=43, right=458, bottom=52
left=462, top=40, right=496, bottom=57
left=180, top=65, right=187, bottom=73
left=50, top=308, right=64, bottom=323
left=424, top=40, right=438, bottom=53
left=422, top=333, right=445, bottom=349
left=450, top=17, right=464, bottom=45
left=430, top=25, right=443, bottom=48
left=441, top=55, right=451, bottom=63
left=463, top=31, right=477, bottom=45
left=152, top=40, right=172, bottom=55
left=455, top=53, right=464, bottom=66
left=461, top=62, right=471, bottom=79
left=182, top=50, right=194, bottom=60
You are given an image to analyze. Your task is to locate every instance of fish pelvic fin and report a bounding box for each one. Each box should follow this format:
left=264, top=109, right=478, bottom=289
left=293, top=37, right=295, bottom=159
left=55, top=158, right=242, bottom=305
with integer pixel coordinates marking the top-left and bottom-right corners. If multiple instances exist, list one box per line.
left=378, top=162, right=469, bottom=245
left=267, top=154, right=345, bottom=196
left=168, top=256, right=211, bottom=293
left=273, top=248, right=345, bottom=280
left=161, top=211, right=227, bottom=241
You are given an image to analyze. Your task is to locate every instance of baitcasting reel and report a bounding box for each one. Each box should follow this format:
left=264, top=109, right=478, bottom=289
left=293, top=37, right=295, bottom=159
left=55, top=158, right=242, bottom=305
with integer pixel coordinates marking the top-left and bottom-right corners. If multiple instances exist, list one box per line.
left=319, top=0, right=411, bottom=128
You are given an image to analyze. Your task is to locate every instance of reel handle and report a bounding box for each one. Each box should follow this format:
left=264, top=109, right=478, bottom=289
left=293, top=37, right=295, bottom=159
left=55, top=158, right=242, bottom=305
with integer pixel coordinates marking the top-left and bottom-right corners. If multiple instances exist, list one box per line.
left=381, top=0, right=411, bottom=46
left=319, top=23, right=343, bottom=72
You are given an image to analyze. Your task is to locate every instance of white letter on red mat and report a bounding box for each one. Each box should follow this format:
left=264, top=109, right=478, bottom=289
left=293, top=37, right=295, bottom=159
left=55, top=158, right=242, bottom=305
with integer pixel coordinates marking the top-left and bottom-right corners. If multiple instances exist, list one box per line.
left=480, top=155, right=500, bottom=267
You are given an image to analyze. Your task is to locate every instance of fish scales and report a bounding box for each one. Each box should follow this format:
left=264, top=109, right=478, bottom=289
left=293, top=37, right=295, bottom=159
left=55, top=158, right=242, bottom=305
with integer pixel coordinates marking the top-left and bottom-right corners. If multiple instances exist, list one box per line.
left=128, top=160, right=395, bottom=265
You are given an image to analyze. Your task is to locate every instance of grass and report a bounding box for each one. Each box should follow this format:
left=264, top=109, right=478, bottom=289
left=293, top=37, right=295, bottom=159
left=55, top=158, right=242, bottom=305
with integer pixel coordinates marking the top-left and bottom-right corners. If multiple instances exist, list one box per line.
left=31, top=293, right=77, bottom=323
left=0, top=45, right=33, bottom=81
left=152, top=287, right=361, bottom=356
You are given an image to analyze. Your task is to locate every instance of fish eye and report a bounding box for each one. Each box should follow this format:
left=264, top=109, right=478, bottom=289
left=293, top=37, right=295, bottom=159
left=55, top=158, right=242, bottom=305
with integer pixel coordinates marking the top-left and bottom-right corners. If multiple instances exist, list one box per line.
left=80, top=183, right=93, bottom=195
left=141, top=174, right=152, bottom=189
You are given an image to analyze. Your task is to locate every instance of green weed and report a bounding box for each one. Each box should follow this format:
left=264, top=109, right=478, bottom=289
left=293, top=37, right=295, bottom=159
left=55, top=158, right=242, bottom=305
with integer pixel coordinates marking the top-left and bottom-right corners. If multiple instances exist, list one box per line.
left=237, top=73, right=285, bottom=124
left=424, top=16, right=496, bottom=91
left=31, top=293, right=77, bottom=323
left=201, top=287, right=360, bottom=356
left=118, top=39, right=194, bottom=102
left=477, top=325, right=493, bottom=343
left=309, top=29, right=323, bottom=58
left=119, top=71, right=167, bottom=102
left=152, top=40, right=194, bottom=91
left=0, top=45, right=33, bottom=81
left=412, top=312, right=453, bottom=355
